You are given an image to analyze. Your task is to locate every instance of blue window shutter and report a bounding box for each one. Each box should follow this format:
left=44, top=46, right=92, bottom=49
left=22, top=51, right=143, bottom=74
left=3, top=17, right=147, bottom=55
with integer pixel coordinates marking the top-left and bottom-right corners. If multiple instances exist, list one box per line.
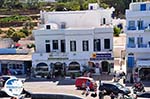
left=140, top=4, right=146, bottom=11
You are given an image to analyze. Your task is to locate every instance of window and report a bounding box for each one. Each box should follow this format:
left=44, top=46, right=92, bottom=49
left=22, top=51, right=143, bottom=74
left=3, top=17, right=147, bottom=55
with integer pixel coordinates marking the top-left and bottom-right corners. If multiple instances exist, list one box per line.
left=46, top=44, right=50, bottom=52
left=61, top=40, right=65, bottom=52
left=82, top=40, right=89, bottom=51
left=46, top=25, right=51, bottom=29
left=94, top=39, right=101, bottom=51
left=137, top=20, right=143, bottom=30
left=103, top=18, right=106, bottom=24
left=104, top=39, right=110, bottom=49
left=45, top=40, right=50, bottom=53
left=137, top=37, right=143, bottom=47
left=45, top=40, right=50, bottom=43
left=129, top=37, right=135, bottom=44
left=52, top=40, right=58, bottom=50
left=140, top=4, right=146, bottom=11
left=128, top=21, right=136, bottom=30
left=70, top=41, right=76, bottom=51
left=128, top=37, right=135, bottom=48
left=90, top=6, right=93, bottom=10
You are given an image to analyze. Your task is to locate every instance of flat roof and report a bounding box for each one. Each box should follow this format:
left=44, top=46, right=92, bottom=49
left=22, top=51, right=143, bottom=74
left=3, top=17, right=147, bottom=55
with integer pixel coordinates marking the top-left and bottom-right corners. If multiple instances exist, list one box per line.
left=0, top=54, right=32, bottom=61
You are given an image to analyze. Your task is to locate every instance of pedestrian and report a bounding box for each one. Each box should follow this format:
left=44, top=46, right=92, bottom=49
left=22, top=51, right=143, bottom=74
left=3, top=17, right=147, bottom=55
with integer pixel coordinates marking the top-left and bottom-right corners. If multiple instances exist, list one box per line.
left=91, top=82, right=97, bottom=98
left=85, top=80, right=90, bottom=96
left=0, top=76, right=4, bottom=88
left=99, top=90, right=104, bottom=99
left=110, top=92, right=115, bottom=99
left=81, top=82, right=86, bottom=95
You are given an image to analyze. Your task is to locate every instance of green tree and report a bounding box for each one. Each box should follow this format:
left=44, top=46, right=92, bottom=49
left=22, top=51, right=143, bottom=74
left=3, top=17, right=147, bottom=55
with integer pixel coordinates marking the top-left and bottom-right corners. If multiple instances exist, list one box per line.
left=0, top=29, right=3, bottom=34
left=0, top=0, right=5, bottom=8
left=23, top=21, right=34, bottom=30
left=3, top=0, right=22, bottom=9
left=6, top=28, right=15, bottom=37
left=20, top=28, right=31, bottom=36
left=114, top=26, right=121, bottom=37
left=11, top=31, right=26, bottom=42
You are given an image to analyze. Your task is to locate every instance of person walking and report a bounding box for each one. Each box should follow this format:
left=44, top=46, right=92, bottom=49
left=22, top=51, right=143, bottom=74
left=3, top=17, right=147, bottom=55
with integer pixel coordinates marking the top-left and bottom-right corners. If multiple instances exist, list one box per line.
left=91, top=82, right=98, bottom=98
left=110, top=92, right=115, bottom=99
left=99, top=90, right=104, bottom=99
left=81, top=82, right=86, bottom=95
left=85, top=80, right=90, bottom=96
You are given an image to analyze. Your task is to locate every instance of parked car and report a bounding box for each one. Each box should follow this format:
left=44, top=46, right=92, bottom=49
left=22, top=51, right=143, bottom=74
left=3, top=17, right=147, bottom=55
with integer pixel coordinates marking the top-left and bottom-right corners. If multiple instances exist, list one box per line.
left=136, top=91, right=150, bottom=99
left=99, top=82, right=131, bottom=95
left=75, top=77, right=97, bottom=90
left=0, top=75, right=31, bottom=98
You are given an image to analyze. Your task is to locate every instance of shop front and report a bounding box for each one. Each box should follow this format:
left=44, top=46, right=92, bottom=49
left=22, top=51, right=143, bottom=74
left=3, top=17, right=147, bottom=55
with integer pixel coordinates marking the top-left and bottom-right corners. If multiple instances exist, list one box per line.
left=89, top=53, right=114, bottom=75
left=0, top=60, right=31, bottom=75
left=50, top=62, right=66, bottom=77
left=136, top=60, right=150, bottom=81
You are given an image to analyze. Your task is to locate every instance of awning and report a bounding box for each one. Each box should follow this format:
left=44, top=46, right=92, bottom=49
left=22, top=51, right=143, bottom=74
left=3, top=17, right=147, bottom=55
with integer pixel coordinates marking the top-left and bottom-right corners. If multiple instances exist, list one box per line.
left=137, top=60, right=150, bottom=67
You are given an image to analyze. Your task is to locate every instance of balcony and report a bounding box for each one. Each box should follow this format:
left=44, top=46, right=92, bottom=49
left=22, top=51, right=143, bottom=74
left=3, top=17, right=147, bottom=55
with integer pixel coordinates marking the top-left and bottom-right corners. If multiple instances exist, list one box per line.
left=126, top=26, right=150, bottom=34
left=127, top=43, right=150, bottom=53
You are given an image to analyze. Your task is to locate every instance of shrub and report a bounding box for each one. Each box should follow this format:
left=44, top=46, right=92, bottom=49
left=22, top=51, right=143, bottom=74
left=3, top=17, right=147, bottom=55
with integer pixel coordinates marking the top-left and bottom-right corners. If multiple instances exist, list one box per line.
left=113, top=26, right=121, bottom=37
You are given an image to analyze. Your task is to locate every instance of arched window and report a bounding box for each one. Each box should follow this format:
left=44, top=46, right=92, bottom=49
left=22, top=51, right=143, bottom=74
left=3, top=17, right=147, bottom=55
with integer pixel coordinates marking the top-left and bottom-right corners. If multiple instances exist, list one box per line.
left=68, top=62, right=80, bottom=70
left=36, top=63, right=48, bottom=71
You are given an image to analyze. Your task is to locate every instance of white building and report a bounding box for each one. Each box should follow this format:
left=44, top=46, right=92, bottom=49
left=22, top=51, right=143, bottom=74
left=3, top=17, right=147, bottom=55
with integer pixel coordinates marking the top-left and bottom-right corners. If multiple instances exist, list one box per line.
left=32, top=3, right=115, bottom=77
left=126, top=1, right=150, bottom=81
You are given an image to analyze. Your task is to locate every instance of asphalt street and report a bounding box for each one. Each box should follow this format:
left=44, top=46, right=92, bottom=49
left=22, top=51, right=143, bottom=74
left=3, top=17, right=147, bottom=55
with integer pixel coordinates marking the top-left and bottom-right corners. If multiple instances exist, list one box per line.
left=1, top=76, right=150, bottom=99
left=23, top=77, right=150, bottom=99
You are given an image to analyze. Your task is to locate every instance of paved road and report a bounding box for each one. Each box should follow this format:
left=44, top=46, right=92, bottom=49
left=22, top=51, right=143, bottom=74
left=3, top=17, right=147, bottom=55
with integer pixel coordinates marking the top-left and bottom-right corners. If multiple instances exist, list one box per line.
left=1, top=77, right=150, bottom=99
left=23, top=78, right=112, bottom=99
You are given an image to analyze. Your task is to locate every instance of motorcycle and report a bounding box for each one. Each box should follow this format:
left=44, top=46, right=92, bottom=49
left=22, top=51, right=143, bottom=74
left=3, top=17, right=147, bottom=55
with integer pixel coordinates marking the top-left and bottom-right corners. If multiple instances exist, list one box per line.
left=132, top=82, right=145, bottom=94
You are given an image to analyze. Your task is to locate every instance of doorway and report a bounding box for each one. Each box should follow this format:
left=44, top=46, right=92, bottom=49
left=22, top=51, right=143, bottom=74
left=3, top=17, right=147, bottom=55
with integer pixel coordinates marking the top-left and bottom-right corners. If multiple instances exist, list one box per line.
left=101, top=61, right=109, bottom=72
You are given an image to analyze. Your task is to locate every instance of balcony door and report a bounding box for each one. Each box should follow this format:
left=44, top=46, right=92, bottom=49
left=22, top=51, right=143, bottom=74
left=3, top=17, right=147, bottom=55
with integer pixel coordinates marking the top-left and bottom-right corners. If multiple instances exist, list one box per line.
left=128, top=37, right=135, bottom=48
left=137, top=37, right=143, bottom=48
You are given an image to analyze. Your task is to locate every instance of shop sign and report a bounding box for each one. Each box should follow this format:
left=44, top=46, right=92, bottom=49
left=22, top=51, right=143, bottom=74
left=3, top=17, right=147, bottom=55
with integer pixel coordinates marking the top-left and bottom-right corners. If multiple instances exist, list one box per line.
left=91, top=53, right=113, bottom=60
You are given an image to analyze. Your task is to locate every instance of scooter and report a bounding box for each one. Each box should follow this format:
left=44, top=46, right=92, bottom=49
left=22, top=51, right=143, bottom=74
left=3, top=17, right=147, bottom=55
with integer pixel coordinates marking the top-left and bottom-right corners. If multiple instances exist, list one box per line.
left=132, top=85, right=145, bottom=94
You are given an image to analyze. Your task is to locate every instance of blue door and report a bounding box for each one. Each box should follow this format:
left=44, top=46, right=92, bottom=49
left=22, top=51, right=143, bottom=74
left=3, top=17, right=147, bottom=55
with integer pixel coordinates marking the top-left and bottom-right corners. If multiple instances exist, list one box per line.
left=128, top=57, right=134, bottom=68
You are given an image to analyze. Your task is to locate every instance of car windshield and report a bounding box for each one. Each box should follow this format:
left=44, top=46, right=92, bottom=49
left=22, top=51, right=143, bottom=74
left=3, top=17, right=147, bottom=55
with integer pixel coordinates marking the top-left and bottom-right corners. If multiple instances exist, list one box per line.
left=115, top=83, right=124, bottom=89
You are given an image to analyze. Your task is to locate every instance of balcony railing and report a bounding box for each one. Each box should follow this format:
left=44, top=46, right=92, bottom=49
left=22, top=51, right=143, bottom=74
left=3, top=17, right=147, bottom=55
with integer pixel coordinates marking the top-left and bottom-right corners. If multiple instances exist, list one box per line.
left=127, top=26, right=150, bottom=31
left=127, top=44, right=136, bottom=48
left=127, top=44, right=150, bottom=48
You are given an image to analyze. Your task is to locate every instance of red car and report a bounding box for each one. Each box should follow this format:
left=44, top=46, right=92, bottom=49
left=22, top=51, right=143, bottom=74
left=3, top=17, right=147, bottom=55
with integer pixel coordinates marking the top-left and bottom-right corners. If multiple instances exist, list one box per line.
left=75, top=77, right=97, bottom=90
